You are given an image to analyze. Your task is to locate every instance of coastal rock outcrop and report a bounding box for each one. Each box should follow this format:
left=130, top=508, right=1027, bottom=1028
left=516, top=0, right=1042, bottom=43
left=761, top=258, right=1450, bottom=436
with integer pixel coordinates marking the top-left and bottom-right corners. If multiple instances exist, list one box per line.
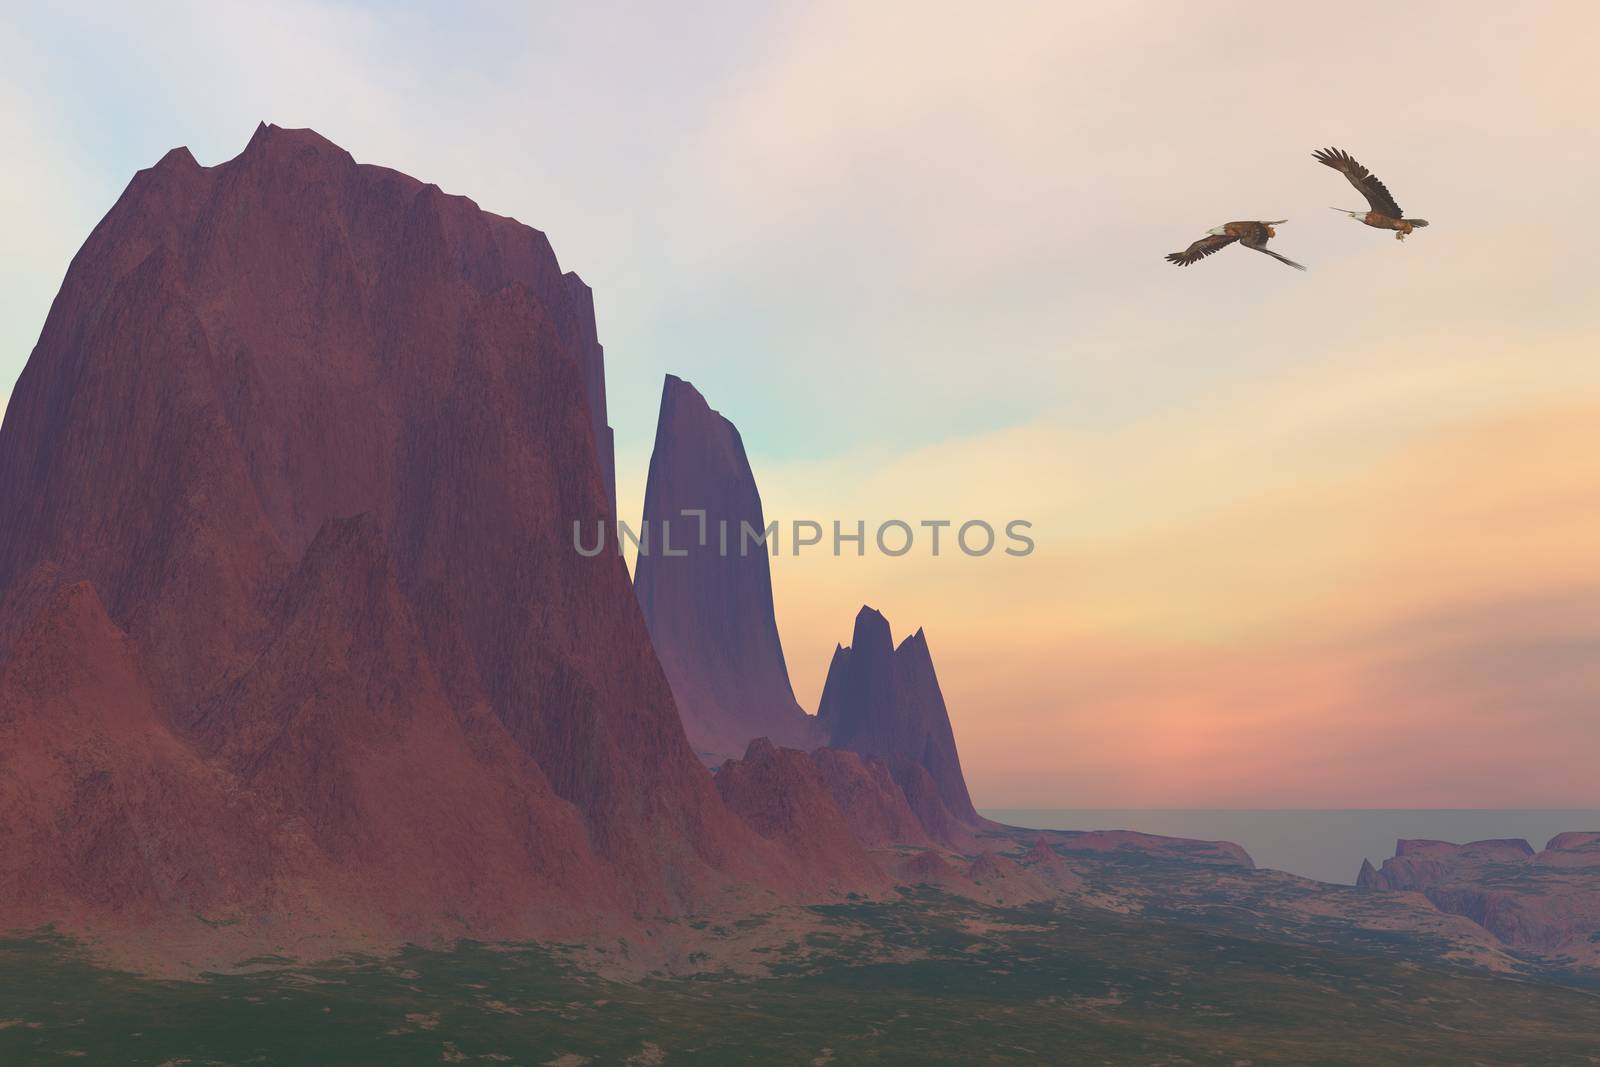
left=1358, top=836, right=1600, bottom=957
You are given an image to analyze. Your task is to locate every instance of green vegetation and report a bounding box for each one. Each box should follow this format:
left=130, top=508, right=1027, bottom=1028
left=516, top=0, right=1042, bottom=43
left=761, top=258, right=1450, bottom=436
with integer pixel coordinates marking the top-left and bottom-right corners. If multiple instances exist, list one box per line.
left=4, top=892, right=1600, bottom=1065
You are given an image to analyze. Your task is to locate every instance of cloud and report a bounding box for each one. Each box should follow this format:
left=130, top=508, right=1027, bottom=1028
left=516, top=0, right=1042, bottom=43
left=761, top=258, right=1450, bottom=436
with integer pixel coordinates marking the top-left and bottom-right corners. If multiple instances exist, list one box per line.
left=750, top=393, right=1600, bottom=807
left=7, top=2, right=1600, bottom=806
left=640, top=0, right=1600, bottom=452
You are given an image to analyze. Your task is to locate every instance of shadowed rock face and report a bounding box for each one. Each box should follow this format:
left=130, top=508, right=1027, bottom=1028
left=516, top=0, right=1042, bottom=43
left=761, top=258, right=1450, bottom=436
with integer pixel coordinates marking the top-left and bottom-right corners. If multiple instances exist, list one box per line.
left=0, top=124, right=780, bottom=952
left=1358, top=836, right=1600, bottom=956
left=562, top=274, right=617, bottom=515
left=634, top=374, right=820, bottom=761
left=817, top=607, right=981, bottom=842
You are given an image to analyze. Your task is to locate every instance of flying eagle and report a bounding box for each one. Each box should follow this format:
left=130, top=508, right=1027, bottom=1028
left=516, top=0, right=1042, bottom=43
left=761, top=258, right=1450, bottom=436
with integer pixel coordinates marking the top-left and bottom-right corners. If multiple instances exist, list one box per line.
left=1314, top=147, right=1430, bottom=240
left=1165, top=221, right=1306, bottom=271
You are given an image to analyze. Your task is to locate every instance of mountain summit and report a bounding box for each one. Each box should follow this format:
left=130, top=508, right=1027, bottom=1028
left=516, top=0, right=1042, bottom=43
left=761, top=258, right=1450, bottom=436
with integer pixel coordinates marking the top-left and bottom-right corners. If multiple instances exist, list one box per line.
left=818, top=606, right=984, bottom=841
left=0, top=125, right=779, bottom=958
left=634, top=374, right=821, bottom=761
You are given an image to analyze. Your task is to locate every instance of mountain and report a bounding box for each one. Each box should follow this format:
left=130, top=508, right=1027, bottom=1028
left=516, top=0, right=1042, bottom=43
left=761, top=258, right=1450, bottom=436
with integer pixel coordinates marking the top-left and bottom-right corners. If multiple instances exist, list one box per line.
left=0, top=124, right=797, bottom=957
left=0, top=122, right=1293, bottom=976
left=633, top=374, right=820, bottom=761
left=629, top=380, right=985, bottom=846
left=817, top=607, right=983, bottom=844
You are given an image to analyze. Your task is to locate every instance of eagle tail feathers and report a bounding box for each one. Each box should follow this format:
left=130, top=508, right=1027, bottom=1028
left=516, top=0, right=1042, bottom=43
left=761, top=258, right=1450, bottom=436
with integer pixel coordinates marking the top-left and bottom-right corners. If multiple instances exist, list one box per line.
left=1249, top=246, right=1308, bottom=271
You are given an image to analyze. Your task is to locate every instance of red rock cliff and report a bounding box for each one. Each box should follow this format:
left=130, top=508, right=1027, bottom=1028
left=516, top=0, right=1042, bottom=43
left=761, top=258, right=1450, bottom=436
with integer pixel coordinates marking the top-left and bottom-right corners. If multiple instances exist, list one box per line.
left=0, top=125, right=772, bottom=952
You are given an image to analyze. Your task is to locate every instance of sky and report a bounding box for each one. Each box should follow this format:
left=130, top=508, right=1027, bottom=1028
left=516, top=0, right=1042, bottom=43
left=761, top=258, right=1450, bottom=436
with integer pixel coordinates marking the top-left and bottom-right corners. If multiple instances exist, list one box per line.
left=4, top=2, right=1598, bottom=807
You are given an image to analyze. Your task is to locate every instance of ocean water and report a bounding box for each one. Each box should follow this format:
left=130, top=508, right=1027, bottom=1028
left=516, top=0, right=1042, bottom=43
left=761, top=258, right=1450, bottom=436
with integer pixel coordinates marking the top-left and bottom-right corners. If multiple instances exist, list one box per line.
left=982, top=809, right=1600, bottom=885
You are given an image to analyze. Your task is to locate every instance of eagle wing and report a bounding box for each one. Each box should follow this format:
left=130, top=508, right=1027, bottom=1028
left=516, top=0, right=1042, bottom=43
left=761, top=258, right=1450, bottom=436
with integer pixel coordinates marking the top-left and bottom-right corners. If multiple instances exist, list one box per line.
left=1314, top=147, right=1403, bottom=217
left=1165, top=233, right=1237, bottom=266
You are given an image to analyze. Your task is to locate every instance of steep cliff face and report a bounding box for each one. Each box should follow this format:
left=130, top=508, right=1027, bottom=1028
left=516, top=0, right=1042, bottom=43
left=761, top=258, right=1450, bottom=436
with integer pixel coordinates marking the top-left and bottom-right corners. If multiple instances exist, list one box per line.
left=817, top=607, right=982, bottom=843
left=562, top=274, right=617, bottom=516
left=1358, top=839, right=1537, bottom=894
left=1542, top=832, right=1600, bottom=862
left=634, top=374, right=820, bottom=761
left=0, top=125, right=766, bottom=949
left=1358, top=836, right=1600, bottom=955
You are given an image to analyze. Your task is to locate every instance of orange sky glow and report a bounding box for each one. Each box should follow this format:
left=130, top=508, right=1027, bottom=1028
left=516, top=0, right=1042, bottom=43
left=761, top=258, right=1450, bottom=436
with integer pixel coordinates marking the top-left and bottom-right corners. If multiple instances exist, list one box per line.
left=7, top=2, right=1599, bottom=807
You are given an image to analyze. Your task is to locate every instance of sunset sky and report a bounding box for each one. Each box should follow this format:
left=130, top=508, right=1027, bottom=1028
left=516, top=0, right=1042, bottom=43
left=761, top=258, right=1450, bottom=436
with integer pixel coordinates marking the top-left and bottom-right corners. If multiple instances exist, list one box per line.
left=4, top=2, right=1598, bottom=807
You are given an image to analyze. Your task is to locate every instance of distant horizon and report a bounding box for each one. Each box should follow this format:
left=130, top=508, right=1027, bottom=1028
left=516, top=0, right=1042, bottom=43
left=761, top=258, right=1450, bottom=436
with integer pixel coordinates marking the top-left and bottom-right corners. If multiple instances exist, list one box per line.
left=983, top=807, right=1600, bottom=884
left=984, top=806, right=1600, bottom=813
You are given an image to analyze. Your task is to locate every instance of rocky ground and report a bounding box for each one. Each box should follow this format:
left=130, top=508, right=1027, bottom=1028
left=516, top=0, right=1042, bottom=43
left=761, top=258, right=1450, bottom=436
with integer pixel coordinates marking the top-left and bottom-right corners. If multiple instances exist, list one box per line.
left=6, top=879, right=1600, bottom=1067
left=8, top=829, right=1600, bottom=1064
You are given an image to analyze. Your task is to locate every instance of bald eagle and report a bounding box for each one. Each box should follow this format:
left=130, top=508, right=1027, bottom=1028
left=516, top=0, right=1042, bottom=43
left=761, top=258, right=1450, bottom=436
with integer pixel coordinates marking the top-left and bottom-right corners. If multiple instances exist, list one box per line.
left=1314, top=147, right=1430, bottom=240
left=1165, top=220, right=1306, bottom=271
